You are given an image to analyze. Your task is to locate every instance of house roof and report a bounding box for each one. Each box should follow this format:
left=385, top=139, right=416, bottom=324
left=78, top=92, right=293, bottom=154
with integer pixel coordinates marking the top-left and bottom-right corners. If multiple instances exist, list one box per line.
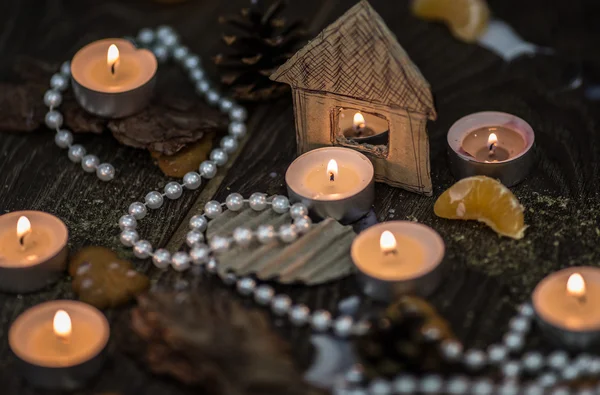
left=270, top=0, right=436, bottom=119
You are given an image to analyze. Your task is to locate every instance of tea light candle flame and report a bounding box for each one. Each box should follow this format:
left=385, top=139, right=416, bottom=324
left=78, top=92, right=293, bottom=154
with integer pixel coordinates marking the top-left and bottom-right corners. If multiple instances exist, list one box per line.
left=327, top=159, right=338, bottom=182
left=17, top=216, right=31, bottom=247
left=488, top=132, right=498, bottom=154
left=380, top=230, right=397, bottom=255
left=53, top=310, right=72, bottom=343
left=107, top=44, right=120, bottom=76
left=353, top=112, right=366, bottom=132
left=567, top=273, right=587, bottom=303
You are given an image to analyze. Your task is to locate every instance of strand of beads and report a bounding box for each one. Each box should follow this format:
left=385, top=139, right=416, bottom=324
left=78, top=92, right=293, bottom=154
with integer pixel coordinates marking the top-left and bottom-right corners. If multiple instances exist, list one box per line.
left=45, top=25, right=247, bottom=182
left=120, top=192, right=369, bottom=337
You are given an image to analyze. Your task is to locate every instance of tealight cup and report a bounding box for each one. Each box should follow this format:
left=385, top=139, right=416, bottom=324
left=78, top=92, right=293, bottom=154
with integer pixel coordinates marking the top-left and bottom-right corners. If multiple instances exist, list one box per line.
left=0, top=211, right=68, bottom=293
left=71, top=38, right=157, bottom=118
left=447, top=111, right=535, bottom=186
left=9, top=300, right=110, bottom=390
left=286, top=147, right=375, bottom=224
left=533, top=267, right=600, bottom=350
left=351, top=221, right=445, bottom=301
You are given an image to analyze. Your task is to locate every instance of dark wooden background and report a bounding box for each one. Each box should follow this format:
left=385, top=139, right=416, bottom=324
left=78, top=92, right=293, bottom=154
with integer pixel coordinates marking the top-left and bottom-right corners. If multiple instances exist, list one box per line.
left=1, top=0, right=600, bottom=393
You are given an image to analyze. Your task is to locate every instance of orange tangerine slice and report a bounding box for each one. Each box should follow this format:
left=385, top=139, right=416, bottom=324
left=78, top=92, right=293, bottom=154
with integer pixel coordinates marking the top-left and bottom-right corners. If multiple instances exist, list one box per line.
left=411, top=0, right=491, bottom=43
left=434, top=176, right=526, bottom=239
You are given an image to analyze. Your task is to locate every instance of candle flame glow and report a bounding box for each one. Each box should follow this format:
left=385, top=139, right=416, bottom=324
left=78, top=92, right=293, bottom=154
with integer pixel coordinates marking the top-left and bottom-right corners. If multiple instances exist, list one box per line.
left=353, top=112, right=366, bottom=129
left=16, top=216, right=31, bottom=240
left=567, top=273, right=586, bottom=299
left=327, top=159, right=338, bottom=182
left=107, top=44, right=120, bottom=75
left=488, top=133, right=498, bottom=147
left=379, top=231, right=397, bottom=254
left=53, top=310, right=72, bottom=341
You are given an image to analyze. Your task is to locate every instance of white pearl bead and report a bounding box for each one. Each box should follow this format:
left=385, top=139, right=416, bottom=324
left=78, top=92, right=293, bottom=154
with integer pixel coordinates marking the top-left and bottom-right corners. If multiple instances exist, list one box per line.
left=233, top=227, right=253, bottom=247
left=204, top=200, right=222, bottom=219
left=128, top=202, right=147, bottom=219
left=190, top=244, right=210, bottom=264
left=394, top=375, right=417, bottom=394
left=522, top=351, right=544, bottom=372
left=236, top=277, right=256, bottom=296
left=199, top=160, right=217, bottom=179
left=60, top=61, right=71, bottom=77
left=189, top=214, right=208, bottom=232
left=548, top=351, right=569, bottom=370
left=369, top=378, right=391, bottom=395
left=487, top=344, right=508, bottom=363
left=44, top=90, right=62, bottom=108
left=81, top=155, right=99, bottom=173
left=518, top=303, right=534, bottom=317
left=278, top=224, right=297, bottom=243
left=220, top=136, right=238, bottom=153
left=509, top=316, right=530, bottom=333
left=152, top=45, right=169, bottom=63
left=289, top=304, right=310, bottom=326
left=206, top=90, right=220, bottom=105
left=145, top=191, right=164, bottom=209
left=464, top=349, right=487, bottom=370
left=133, top=240, right=153, bottom=259
left=209, top=148, right=228, bottom=166
left=293, top=216, right=312, bottom=234
left=440, top=339, right=463, bottom=361
left=137, top=28, right=155, bottom=45
left=158, top=31, right=178, bottom=47
left=171, top=252, right=191, bottom=272
left=289, top=203, right=308, bottom=219
left=446, top=376, right=470, bottom=395
left=219, top=98, right=234, bottom=112
left=271, top=295, right=292, bottom=316
left=419, top=375, right=443, bottom=394
left=256, top=224, right=275, bottom=244
left=271, top=195, right=290, bottom=213
left=254, top=285, right=274, bottom=305
left=209, top=235, right=230, bottom=253
left=223, top=272, right=237, bottom=285
left=120, top=229, right=139, bottom=247
left=189, top=67, right=205, bottom=82
left=183, top=172, right=202, bottom=190
left=230, top=106, right=247, bottom=122
left=152, top=248, right=171, bottom=269
left=196, top=80, right=210, bottom=94
left=68, top=144, right=86, bottom=163
left=228, top=121, right=247, bottom=139
left=471, top=378, right=494, bottom=394
left=54, top=130, right=73, bottom=148
left=96, top=163, right=115, bottom=182
left=225, top=193, right=244, bottom=211
left=45, top=110, right=63, bottom=129
left=249, top=192, right=267, bottom=211
left=502, top=360, right=521, bottom=378
left=503, top=332, right=524, bottom=352
left=172, top=45, right=189, bottom=62
left=183, top=54, right=201, bottom=70
left=50, top=73, right=68, bottom=92
left=311, top=310, right=332, bottom=332
left=206, top=257, right=217, bottom=272
left=118, top=214, right=137, bottom=230
left=156, top=25, right=175, bottom=39
left=334, top=315, right=353, bottom=338
left=164, top=182, right=183, bottom=200
left=186, top=230, right=204, bottom=247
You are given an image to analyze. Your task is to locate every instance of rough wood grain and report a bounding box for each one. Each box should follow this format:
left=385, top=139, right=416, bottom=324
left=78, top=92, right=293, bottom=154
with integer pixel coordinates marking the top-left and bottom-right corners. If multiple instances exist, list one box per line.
left=0, top=0, right=599, bottom=394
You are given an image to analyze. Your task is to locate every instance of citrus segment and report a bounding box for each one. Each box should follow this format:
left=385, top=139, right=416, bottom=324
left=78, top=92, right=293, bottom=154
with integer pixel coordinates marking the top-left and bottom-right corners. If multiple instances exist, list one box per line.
left=411, top=0, right=491, bottom=43
left=434, top=176, right=526, bottom=239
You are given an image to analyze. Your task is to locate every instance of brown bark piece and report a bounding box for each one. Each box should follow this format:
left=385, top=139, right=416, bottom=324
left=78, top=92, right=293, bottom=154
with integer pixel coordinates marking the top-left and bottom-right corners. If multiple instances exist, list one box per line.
left=150, top=131, right=215, bottom=177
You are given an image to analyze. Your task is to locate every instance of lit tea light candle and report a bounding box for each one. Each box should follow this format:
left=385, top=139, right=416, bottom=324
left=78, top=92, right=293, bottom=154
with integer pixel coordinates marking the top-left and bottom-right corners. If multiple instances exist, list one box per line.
left=71, top=38, right=157, bottom=118
left=533, top=267, right=600, bottom=350
left=339, top=109, right=389, bottom=145
left=286, top=147, right=375, bottom=223
left=9, top=300, right=109, bottom=390
left=351, top=221, right=445, bottom=301
left=447, top=111, right=535, bottom=186
left=0, top=211, right=68, bottom=293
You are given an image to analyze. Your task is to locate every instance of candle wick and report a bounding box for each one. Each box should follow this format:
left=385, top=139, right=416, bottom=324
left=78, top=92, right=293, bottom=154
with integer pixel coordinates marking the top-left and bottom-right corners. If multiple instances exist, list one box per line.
left=384, top=249, right=397, bottom=256
left=488, top=142, right=496, bottom=155
left=19, top=233, right=27, bottom=249
left=110, top=63, right=116, bottom=76
left=329, top=172, right=335, bottom=182
left=577, top=294, right=587, bottom=304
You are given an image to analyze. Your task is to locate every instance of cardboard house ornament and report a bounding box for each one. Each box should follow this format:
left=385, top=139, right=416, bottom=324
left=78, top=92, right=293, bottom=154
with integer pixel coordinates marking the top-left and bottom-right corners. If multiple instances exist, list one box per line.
left=271, top=0, right=437, bottom=195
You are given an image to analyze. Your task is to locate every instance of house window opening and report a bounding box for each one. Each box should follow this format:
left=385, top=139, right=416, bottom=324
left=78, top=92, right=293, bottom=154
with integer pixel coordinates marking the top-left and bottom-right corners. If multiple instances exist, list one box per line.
left=335, top=108, right=389, bottom=149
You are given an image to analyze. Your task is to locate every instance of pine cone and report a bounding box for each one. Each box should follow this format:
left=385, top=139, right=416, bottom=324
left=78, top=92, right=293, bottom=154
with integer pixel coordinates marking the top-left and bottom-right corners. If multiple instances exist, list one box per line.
left=125, top=289, right=320, bottom=395
left=354, top=296, right=457, bottom=378
left=214, top=0, right=307, bottom=101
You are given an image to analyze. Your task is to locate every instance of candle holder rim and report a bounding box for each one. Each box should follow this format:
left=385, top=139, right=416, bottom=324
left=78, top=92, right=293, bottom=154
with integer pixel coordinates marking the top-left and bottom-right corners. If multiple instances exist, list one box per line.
left=448, top=111, right=535, bottom=164
left=0, top=210, right=68, bottom=265
left=285, top=146, right=374, bottom=202
left=533, top=266, right=600, bottom=332
left=9, top=300, right=109, bottom=367
left=350, top=221, right=445, bottom=281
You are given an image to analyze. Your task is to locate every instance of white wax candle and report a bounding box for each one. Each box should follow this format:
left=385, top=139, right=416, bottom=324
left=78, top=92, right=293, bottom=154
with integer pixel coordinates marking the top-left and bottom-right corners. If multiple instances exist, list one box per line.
left=338, top=108, right=388, bottom=139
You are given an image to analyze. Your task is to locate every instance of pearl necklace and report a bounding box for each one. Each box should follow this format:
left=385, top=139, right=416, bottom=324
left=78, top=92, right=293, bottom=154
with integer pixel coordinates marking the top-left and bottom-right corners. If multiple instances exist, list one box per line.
left=43, top=26, right=589, bottom=392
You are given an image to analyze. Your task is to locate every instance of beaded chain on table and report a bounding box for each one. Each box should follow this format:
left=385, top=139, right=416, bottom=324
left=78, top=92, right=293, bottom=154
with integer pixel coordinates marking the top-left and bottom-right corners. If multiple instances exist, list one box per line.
left=42, top=26, right=595, bottom=394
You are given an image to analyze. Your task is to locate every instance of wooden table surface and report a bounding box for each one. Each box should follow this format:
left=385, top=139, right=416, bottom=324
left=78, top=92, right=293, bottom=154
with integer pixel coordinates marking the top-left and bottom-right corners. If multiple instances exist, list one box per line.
left=1, top=0, right=600, bottom=394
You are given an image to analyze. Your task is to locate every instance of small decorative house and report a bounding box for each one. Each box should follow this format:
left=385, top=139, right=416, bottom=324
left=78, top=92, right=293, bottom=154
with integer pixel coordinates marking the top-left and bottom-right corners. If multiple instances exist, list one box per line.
left=270, top=0, right=437, bottom=195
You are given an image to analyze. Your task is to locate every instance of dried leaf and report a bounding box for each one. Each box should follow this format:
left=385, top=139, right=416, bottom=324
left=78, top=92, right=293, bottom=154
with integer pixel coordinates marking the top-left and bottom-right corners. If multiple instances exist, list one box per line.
left=150, top=132, right=215, bottom=177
